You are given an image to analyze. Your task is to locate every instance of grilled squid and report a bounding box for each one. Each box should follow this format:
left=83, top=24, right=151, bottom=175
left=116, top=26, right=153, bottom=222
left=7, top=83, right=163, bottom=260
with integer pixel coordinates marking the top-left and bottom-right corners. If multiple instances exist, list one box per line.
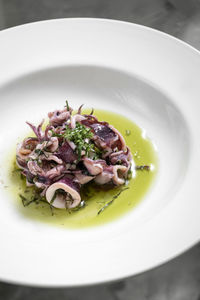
left=16, top=102, right=134, bottom=211
left=46, top=177, right=81, bottom=209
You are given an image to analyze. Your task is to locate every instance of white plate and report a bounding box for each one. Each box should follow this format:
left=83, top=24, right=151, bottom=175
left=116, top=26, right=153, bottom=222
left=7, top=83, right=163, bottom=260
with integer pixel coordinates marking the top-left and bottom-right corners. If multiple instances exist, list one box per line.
left=0, top=18, right=199, bottom=287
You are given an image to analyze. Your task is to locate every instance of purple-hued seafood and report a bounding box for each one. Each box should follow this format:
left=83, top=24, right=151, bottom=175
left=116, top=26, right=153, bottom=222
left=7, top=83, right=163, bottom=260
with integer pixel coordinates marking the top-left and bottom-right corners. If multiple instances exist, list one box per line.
left=16, top=102, right=133, bottom=210
left=46, top=177, right=81, bottom=209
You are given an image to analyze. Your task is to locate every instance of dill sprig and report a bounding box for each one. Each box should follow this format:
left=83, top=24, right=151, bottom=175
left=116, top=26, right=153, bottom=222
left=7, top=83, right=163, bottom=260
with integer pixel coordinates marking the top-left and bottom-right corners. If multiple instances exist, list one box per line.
left=34, top=148, right=49, bottom=158
left=19, top=194, right=27, bottom=207
left=135, top=165, right=150, bottom=171
left=97, top=187, right=129, bottom=215
left=19, top=193, right=39, bottom=207
left=69, top=200, right=86, bottom=212
left=19, top=192, right=55, bottom=216
left=65, top=100, right=70, bottom=111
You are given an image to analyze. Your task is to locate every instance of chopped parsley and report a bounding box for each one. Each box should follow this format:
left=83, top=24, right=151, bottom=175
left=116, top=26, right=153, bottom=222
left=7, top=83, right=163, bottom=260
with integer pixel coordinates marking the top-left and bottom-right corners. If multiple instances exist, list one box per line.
left=64, top=122, right=101, bottom=160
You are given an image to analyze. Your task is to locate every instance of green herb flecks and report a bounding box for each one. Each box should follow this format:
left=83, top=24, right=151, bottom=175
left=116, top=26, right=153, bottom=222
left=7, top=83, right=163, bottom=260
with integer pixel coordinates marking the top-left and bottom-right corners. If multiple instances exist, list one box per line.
left=19, top=194, right=28, bottom=207
left=127, top=169, right=132, bottom=180
left=34, top=149, right=44, bottom=156
left=50, top=192, right=57, bottom=205
left=34, top=148, right=49, bottom=158
left=97, top=187, right=129, bottom=215
left=65, top=100, right=70, bottom=111
left=69, top=200, right=86, bottom=212
left=19, top=193, right=40, bottom=207
left=64, top=122, right=101, bottom=160
left=50, top=189, right=75, bottom=211
left=125, top=129, right=131, bottom=136
left=19, top=191, right=55, bottom=213
left=50, top=189, right=67, bottom=213
left=51, top=131, right=63, bottom=138
left=136, top=165, right=150, bottom=171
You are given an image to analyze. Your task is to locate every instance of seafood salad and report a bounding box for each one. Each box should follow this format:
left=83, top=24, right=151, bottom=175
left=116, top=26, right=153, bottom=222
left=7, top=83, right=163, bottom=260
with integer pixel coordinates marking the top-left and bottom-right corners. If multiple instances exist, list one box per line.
left=16, top=102, right=133, bottom=210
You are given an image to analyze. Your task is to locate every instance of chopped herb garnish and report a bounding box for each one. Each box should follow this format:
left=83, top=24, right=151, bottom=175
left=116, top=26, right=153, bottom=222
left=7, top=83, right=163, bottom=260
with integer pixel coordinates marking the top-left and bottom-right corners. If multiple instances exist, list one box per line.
left=125, top=130, right=131, bottom=136
left=34, top=149, right=49, bottom=158
left=50, top=192, right=57, bottom=205
left=25, top=199, right=38, bottom=206
left=35, top=149, right=43, bottom=155
left=49, top=204, right=54, bottom=216
left=64, top=122, right=101, bottom=160
left=19, top=191, right=55, bottom=215
left=135, top=165, right=150, bottom=171
left=16, top=101, right=146, bottom=224
left=69, top=200, right=86, bottom=212
left=127, top=169, right=132, bottom=180
left=50, top=189, right=66, bottom=205
left=97, top=187, right=129, bottom=215
left=65, top=100, right=69, bottom=111
left=19, top=194, right=38, bottom=207
left=51, top=131, right=63, bottom=138
left=12, top=168, right=22, bottom=173
left=19, top=194, right=27, bottom=207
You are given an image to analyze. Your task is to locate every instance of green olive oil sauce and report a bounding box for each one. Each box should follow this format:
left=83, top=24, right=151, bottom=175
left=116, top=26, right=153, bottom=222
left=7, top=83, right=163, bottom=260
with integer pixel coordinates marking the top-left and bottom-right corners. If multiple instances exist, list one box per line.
left=8, top=110, right=158, bottom=228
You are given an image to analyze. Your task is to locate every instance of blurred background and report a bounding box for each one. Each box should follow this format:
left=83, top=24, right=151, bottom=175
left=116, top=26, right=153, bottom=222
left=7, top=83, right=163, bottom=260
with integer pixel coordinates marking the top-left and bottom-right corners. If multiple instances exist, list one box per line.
left=0, top=0, right=200, bottom=299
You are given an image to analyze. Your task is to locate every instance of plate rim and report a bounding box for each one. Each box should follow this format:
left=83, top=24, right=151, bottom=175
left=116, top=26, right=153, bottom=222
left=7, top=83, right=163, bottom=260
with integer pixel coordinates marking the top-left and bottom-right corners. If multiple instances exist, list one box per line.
left=0, top=17, right=200, bottom=287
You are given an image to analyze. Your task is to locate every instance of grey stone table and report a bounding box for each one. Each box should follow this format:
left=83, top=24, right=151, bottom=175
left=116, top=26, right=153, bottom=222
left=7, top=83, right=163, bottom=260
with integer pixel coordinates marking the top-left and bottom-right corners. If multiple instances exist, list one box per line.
left=0, top=0, right=200, bottom=299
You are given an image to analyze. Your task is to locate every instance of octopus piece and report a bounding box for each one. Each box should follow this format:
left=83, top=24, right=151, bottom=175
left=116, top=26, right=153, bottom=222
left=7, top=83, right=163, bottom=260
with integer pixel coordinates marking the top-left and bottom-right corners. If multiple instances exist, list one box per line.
left=16, top=156, right=28, bottom=169
left=109, top=150, right=123, bottom=158
left=48, top=107, right=71, bottom=126
left=27, top=160, right=65, bottom=180
left=45, top=165, right=65, bottom=179
left=17, top=144, right=31, bottom=158
left=21, top=169, right=35, bottom=185
left=35, top=181, right=48, bottom=189
left=35, top=137, right=59, bottom=152
left=34, top=175, right=52, bottom=192
left=83, top=158, right=104, bottom=176
left=75, top=173, right=94, bottom=184
left=56, top=141, right=78, bottom=163
left=29, top=139, right=59, bottom=162
left=70, top=114, right=86, bottom=129
left=51, top=124, right=66, bottom=136
left=94, top=170, right=113, bottom=185
left=16, top=137, right=38, bottom=160
left=26, top=180, right=34, bottom=187
left=26, top=119, right=44, bottom=142
left=27, top=160, right=45, bottom=176
left=77, top=104, right=84, bottom=115
left=112, top=165, right=128, bottom=185
left=109, top=147, right=132, bottom=168
left=108, top=125, right=127, bottom=151
left=44, top=125, right=53, bottom=140
left=44, top=137, right=59, bottom=152
left=46, top=177, right=81, bottom=209
left=90, top=123, right=117, bottom=148
left=67, top=140, right=76, bottom=150
left=81, top=119, right=124, bottom=153
left=17, top=103, right=134, bottom=211
left=39, top=154, right=63, bottom=165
